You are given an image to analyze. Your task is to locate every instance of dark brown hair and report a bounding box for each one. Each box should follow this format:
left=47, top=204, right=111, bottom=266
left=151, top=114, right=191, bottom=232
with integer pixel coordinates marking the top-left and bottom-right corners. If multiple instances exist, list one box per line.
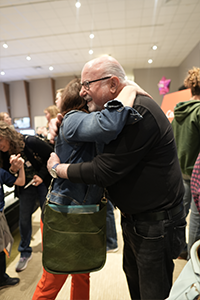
left=0, top=121, right=25, bottom=167
left=184, top=67, right=200, bottom=96
left=60, top=78, right=88, bottom=115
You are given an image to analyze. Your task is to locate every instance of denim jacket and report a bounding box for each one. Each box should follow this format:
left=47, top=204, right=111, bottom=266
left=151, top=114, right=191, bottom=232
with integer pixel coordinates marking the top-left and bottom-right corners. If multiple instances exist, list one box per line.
left=48, top=99, right=142, bottom=206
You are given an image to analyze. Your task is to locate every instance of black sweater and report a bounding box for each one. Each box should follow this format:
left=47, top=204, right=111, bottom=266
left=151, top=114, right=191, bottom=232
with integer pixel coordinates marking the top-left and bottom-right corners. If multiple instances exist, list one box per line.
left=68, top=95, right=184, bottom=214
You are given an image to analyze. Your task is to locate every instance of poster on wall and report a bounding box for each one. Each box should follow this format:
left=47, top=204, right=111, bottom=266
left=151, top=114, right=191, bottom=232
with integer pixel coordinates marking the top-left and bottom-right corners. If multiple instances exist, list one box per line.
left=160, top=89, right=192, bottom=123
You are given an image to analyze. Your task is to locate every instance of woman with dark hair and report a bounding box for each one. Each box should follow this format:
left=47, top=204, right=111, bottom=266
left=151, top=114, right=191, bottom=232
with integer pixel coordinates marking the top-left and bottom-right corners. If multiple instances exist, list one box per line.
left=32, top=78, right=142, bottom=300
left=0, top=122, right=53, bottom=272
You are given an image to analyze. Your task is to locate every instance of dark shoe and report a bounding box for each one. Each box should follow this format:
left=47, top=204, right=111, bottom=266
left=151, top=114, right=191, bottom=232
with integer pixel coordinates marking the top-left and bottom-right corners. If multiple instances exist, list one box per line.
left=0, top=276, right=20, bottom=290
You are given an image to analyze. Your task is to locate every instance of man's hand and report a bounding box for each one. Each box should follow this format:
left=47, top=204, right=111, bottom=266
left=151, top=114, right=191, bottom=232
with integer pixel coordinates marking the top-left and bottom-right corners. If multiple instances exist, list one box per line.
left=47, top=153, right=71, bottom=179
left=49, top=113, right=63, bottom=144
left=47, top=152, right=60, bottom=173
left=10, top=154, right=24, bottom=173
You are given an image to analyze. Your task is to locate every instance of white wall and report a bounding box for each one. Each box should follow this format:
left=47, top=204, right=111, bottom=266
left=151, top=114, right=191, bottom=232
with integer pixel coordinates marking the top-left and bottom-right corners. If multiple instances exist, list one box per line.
left=178, top=41, right=200, bottom=86
left=9, top=81, right=29, bottom=119
left=133, top=67, right=179, bottom=106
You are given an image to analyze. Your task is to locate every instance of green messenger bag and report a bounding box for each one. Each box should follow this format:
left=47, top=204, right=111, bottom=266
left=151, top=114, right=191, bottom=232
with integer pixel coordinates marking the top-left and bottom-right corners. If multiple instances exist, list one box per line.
left=42, top=198, right=107, bottom=275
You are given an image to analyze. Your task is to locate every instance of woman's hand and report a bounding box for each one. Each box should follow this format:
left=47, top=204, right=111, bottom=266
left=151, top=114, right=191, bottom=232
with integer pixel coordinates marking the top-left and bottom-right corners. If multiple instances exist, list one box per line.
left=10, top=154, right=24, bottom=173
left=32, top=175, right=43, bottom=186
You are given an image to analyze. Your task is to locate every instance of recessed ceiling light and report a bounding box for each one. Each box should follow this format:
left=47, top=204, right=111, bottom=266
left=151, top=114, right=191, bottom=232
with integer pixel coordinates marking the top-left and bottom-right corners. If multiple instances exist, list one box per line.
left=148, top=59, right=153, bottom=64
left=89, top=49, right=93, bottom=55
left=89, top=33, right=94, bottom=39
left=152, top=45, right=157, bottom=50
left=26, top=55, right=31, bottom=61
left=1, top=71, right=5, bottom=75
left=49, top=66, right=54, bottom=71
left=3, top=43, right=8, bottom=49
left=75, top=0, right=81, bottom=8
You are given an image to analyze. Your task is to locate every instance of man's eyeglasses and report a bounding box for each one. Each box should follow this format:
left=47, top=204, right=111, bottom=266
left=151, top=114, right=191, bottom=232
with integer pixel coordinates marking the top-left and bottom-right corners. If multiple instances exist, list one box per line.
left=81, top=76, right=111, bottom=90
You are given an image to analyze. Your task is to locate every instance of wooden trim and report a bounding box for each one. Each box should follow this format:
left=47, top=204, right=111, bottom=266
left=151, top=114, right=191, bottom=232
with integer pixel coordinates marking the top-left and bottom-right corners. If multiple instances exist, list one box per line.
left=23, top=81, right=32, bottom=127
left=51, top=78, right=55, bottom=104
left=3, top=83, right=11, bottom=116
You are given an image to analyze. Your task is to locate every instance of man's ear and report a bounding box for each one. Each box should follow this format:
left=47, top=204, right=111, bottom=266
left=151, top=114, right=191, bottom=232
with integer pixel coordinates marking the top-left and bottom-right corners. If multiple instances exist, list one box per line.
left=110, top=76, right=120, bottom=94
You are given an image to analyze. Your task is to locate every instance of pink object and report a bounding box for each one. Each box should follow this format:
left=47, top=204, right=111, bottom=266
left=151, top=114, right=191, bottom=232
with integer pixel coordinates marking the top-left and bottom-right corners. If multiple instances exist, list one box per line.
left=158, top=76, right=171, bottom=95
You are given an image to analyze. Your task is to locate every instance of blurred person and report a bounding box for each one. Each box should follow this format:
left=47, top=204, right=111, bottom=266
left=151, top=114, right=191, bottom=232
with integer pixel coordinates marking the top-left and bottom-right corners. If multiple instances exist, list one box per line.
left=191, top=152, right=200, bottom=214
left=49, top=56, right=186, bottom=300
left=0, top=112, right=12, bottom=126
left=32, top=78, right=142, bottom=300
left=171, top=67, right=200, bottom=259
left=37, top=105, right=59, bottom=141
left=0, top=121, right=53, bottom=272
left=0, top=153, right=25, bottom=290
left=55, top=88, right=64, bottom=110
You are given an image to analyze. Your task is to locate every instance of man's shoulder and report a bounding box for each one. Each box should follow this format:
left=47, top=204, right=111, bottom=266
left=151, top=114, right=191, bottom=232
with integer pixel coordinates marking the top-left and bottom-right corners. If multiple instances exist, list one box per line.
left=134, top=95, right=165, bottom=118
left=134, top=94, right=158, bottom=107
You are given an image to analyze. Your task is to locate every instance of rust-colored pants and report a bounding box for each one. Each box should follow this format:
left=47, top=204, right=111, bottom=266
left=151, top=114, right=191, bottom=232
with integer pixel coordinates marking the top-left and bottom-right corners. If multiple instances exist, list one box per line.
left=32, top=219, right=90, bottom=300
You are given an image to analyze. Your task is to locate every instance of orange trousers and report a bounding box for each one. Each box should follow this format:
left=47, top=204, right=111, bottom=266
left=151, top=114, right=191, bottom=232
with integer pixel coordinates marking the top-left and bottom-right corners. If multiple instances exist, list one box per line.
left=32, top=219, right=90, bottom=300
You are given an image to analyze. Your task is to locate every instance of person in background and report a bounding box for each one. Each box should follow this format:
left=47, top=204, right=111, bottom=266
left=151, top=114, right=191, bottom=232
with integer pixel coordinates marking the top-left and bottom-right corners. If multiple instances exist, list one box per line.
left=171, top=67, right=200, bottom=260
left=191, top=153, right=200, bottom=214
left=49, top=55, right=186, bottom=300
left=32, top=78, right=143, bottom=300
left=0, top=154, right=25, bottom=290
left=0, top=121, right=53, bottom=272
left=0, top=112, right=12, bottom=126
left=36, top=105, right=59, bottom=141
left=55, top=88, right=64, bottom=109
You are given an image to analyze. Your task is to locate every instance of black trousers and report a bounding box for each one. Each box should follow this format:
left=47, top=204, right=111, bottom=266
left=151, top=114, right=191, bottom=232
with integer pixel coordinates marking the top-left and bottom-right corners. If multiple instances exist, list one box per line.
left=0, top=251, right=7, bottom=283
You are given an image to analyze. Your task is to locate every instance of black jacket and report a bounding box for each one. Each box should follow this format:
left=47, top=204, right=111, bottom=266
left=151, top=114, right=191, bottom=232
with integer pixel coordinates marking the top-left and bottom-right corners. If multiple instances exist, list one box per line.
left=1, top=135, right=53, bottom=189
left=68, top=95, right=184, bottom=214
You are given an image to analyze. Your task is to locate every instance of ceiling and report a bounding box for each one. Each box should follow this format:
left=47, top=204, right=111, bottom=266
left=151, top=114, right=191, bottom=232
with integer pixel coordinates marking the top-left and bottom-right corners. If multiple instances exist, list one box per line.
left=0, top=0, right=200, bottom=83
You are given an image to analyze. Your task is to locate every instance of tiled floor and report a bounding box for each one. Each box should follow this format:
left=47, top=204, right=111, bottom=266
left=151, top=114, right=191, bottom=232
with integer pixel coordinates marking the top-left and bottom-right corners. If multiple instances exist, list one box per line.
left=1, top=208, right=187, bottom=300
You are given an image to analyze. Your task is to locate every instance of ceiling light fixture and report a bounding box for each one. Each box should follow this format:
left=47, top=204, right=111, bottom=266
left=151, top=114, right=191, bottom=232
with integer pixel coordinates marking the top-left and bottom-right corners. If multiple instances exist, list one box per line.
left=152, top=45, right=157, bottom=50
left=89, top=49, right=93, bottom=55
left=49, top=66, right=54, bottom=71
left=75, top=0, right=81, bottom=8
left=26, top=55, right=31, bottom=61
left=3, top=42, right=8, bottom=49
left=89, top=33, right=94, bottom=39
left=148, top=59, right=153, bottom=64
left=1, top=71, right=5, bottom=75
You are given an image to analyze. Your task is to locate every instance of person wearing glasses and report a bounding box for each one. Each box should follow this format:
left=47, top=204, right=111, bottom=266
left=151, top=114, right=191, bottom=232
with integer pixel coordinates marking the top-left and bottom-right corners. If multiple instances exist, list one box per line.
left=48, top=55, right=186, bottom=300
